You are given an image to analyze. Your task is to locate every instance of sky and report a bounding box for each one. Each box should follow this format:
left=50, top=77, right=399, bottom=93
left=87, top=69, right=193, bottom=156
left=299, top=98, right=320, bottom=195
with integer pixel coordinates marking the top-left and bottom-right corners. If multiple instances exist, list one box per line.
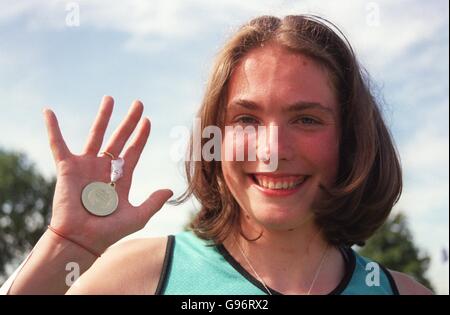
left=0, top=0, right=448, bottom=294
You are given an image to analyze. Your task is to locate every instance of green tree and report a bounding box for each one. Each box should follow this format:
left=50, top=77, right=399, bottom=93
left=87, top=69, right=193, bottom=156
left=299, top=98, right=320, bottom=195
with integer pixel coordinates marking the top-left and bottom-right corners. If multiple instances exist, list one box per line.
left=358, top=212, right=434, bottom=291
left=0, top=148, right=55, bottom=285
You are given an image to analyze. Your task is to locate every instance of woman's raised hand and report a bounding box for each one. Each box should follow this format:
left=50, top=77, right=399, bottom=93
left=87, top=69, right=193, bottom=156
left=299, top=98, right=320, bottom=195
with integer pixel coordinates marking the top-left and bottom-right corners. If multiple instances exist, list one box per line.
left=42, top=96, right=173, bottom=255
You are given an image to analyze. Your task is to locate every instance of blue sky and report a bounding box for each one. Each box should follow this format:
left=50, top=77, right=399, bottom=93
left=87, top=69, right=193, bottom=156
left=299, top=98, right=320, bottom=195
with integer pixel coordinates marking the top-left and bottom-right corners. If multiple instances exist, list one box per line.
left=0, top=0, right=448, bottom=293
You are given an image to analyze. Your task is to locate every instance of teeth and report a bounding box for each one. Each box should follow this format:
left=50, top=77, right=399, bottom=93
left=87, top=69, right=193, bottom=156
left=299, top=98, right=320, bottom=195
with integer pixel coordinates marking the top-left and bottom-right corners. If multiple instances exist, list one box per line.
left=253, top=175, right=307, bottom=190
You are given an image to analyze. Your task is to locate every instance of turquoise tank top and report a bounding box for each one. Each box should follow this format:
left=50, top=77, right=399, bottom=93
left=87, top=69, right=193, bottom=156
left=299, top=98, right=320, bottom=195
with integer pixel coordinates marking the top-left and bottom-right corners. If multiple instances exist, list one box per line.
left=156, top=230, right=399, bottom=295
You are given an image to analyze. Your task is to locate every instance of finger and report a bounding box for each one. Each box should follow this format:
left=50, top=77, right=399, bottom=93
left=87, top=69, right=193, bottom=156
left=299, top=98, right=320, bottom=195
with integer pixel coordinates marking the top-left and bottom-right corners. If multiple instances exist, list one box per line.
left=122, top=117, right=151, bottom=178
left=103, top=100, right=144, bottom=158
left=137, top=189, right=173, bottom=225
left=43, top=108, right=71, bottom=163
left=82, top=96, right=114, bottom=156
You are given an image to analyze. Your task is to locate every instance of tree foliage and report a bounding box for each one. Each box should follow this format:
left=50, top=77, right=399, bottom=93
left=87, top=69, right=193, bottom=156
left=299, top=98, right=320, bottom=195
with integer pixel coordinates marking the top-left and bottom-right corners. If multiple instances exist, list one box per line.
left=358, top=212, right=434, bottom=291
left=0, top=148, right=55, bottom=284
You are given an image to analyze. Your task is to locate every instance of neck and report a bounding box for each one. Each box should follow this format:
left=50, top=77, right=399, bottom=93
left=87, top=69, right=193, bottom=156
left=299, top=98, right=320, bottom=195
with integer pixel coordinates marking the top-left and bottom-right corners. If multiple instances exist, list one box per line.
left=223, top=216, right=345, bottom=294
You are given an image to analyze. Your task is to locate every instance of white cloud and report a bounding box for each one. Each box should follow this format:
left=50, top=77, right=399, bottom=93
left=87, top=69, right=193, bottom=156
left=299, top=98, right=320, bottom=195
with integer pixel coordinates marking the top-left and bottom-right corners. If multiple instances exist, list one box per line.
left=0, top=0, right=446, bottom=63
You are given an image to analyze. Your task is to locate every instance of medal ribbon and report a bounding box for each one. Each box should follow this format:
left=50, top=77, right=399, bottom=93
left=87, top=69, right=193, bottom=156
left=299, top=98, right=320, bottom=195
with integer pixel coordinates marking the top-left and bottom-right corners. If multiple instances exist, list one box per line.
left=110, top=157, right=124, bottom=184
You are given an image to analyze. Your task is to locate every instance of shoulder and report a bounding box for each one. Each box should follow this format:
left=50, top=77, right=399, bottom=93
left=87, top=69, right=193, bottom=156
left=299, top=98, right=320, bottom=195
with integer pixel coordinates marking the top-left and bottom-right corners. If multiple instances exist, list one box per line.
left=67, top=236, right=170, bottom=295
left=389, top=270, right=434, bottom=295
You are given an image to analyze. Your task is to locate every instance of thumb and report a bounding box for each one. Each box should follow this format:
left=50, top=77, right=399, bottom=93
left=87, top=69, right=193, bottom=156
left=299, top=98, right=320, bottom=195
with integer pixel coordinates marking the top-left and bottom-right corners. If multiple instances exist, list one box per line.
left=138, top=189, right=174, bottom=223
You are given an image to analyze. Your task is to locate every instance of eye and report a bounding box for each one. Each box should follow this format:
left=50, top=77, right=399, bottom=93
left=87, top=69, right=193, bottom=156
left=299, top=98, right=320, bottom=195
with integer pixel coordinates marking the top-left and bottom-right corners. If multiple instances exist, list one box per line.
left=295, top=117, right=320, bottom=125
left=234, top=115, right=260, bottom=125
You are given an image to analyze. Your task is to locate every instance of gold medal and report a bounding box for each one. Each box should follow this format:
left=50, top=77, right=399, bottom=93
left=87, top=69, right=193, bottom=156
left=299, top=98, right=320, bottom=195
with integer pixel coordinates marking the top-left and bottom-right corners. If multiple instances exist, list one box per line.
left=81, top=182, right=118, bottom=216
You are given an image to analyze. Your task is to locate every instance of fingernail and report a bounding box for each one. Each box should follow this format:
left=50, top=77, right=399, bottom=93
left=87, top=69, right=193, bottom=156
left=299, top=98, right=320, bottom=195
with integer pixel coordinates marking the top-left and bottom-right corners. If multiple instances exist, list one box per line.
left=164, top=189, right=174, bottom=197
left=103, top=95, right=113, bottom=102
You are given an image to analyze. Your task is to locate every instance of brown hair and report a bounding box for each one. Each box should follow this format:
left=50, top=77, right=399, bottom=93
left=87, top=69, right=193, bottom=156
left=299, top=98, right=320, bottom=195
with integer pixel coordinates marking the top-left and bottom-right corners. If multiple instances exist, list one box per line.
left=170, top=15, right=402, bottom=247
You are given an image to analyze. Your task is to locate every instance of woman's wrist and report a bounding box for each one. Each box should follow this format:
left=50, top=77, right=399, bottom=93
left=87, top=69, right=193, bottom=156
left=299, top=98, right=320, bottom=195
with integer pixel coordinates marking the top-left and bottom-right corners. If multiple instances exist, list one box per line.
left=42, top=227, right=102, bottom=263
left=47, top=225, right=102, bottom=258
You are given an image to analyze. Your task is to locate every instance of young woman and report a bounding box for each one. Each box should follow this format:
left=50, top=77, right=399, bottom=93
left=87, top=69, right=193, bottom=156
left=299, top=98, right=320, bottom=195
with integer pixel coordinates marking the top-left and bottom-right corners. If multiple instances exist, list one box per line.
left=2, top=15, right=432, bottom=295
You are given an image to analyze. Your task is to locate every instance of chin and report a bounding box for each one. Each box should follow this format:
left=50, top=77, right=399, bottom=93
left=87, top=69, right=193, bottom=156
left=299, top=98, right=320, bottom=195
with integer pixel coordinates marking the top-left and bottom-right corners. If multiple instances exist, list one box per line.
left=249, top=206, right=314, bottom=231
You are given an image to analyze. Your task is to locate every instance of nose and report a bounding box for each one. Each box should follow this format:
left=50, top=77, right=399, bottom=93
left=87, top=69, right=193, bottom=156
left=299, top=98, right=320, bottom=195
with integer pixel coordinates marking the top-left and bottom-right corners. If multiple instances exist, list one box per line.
left=257, top=123, right=293, bottom=163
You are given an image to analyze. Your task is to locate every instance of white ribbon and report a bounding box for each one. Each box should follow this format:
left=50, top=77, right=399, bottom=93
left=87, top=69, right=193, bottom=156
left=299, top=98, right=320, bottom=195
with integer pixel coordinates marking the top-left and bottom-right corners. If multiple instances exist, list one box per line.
left=111, top=157, right=124, bottom=182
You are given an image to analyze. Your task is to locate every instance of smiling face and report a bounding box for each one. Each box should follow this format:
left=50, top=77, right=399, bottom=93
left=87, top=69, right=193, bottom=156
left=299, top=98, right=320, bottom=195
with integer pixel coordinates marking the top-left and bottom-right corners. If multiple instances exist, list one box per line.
left=221, top=43, right=340, bottom=232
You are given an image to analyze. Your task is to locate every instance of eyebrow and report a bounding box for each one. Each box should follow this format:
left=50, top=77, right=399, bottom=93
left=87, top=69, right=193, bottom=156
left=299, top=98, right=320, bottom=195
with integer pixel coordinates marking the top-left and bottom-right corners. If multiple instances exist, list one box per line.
left=227, top=99, right=334, bottom=115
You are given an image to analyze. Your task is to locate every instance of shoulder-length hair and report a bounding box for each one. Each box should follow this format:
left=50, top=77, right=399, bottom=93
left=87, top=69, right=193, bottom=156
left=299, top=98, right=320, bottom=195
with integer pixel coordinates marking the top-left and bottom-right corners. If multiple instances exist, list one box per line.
left=170, top=15, right=402, bottom=247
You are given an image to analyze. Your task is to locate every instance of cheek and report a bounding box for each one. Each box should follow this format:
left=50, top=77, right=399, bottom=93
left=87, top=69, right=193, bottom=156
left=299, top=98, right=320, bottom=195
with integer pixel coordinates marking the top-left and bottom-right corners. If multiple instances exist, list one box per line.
left=221, top=131, right=253, bottom=193
left=221, top=160, right=248, bottom=204
left=221, top=128, right=257, bottom=162
left=221, top=161, right=233, bottom=186
left=299, top=132, right=340, bottom=182
left=221, top=131, right=244, bottom=180
left=222, top=130, right=243, bottom=162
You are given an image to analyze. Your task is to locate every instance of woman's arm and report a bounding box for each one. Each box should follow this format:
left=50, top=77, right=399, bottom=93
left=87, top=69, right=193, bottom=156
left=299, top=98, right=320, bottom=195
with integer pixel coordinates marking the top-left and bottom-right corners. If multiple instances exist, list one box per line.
left=3, top=96, right=172, bottom=294
left=390, top=270, right=434, bottom=295
left=3, top=229, right=98, bottom=295
left=66, top=237, right=168, bottom=295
